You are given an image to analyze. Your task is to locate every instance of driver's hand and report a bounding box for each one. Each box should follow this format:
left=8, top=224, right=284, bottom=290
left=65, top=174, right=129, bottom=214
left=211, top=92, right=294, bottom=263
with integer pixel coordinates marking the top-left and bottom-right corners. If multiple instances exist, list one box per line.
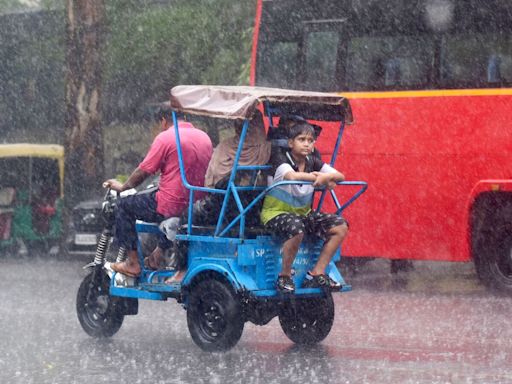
left=103, top=179, right=123, bottom=192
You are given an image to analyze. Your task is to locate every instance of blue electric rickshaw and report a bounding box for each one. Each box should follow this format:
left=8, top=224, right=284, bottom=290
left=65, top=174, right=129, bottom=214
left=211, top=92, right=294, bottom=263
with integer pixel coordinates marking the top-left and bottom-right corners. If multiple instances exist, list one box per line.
left=76, top=86, right=367, bottom=351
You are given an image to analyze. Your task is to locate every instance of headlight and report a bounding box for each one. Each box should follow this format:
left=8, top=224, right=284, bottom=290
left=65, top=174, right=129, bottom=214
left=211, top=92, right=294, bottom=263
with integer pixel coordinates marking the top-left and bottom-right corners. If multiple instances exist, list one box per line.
left=82, top=212, right=97, bottom=225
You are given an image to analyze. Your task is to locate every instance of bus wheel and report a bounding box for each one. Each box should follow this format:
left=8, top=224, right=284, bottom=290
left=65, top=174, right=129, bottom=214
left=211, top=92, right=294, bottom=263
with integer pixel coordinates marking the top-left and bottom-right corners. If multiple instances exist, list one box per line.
left=76, top=271, right=124, bottom=337
left=475, top=231, right=512, bottom=294
left=278, top=293, right=334, bottom=345
left=472, top=194, right=512, bottom=294
left=186, top=277, right=244, bottom=351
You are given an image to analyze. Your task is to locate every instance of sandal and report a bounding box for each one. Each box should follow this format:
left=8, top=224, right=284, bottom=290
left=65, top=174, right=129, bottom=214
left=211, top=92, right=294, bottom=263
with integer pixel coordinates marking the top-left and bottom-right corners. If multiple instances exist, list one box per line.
left=110, top=261, right=141, bottom=277
left=276, top=275, right=295, bottom=293
left=302, top=271, right=341, bottom=291
left=165, top=270, right=186, bottom=285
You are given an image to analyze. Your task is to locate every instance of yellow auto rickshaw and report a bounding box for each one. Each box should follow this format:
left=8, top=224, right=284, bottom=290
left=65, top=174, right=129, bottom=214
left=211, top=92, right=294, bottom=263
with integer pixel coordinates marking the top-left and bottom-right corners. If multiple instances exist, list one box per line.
left=0, top=144, right=64, bottom=254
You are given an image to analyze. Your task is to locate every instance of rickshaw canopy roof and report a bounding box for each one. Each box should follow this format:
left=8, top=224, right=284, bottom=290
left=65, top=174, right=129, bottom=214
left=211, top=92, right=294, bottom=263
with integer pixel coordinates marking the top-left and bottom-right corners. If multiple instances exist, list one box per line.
left=0, top=143, right=64, bottom=159
left=170, top=85, right=353, bottom=123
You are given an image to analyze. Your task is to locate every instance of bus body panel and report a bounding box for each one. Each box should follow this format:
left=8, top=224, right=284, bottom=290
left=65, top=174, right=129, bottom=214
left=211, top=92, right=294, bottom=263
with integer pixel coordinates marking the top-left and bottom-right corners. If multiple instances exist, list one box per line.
left=252, top=0, right=512, bottom=268
left=314, top=92, right=512, bottom=261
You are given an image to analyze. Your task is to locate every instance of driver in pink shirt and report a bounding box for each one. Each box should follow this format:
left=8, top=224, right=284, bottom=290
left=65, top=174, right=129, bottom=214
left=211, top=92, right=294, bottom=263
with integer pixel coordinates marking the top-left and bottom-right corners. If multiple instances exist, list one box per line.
left=104, top=109, right=212, bottom=277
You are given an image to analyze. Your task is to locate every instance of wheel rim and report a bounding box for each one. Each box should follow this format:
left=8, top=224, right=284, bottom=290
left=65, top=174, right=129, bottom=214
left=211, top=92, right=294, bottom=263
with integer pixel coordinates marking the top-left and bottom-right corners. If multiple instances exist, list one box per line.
left=196, top=293, right=228, bottom=342
left=82, top=284, right=111, bottom=328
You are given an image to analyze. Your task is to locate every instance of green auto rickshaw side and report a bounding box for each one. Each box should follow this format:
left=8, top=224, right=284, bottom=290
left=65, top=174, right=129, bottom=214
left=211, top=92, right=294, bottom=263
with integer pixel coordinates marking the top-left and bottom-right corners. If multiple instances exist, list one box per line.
left=0, top=144, right=64, bottom=253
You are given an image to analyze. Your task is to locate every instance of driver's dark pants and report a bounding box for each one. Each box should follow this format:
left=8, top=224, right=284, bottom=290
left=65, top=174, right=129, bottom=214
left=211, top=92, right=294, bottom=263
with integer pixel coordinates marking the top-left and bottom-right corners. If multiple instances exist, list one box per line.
left=115, top=191, right=171, bottom=251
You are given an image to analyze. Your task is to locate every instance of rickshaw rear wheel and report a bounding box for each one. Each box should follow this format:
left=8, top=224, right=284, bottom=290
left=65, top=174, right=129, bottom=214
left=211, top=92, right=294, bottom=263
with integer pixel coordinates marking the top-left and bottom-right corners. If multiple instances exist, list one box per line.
left=278, top=293, right=335, bottom=345
left=76, top=271, right=124, bottom=338
left=186, top=276, right=244, bottom=351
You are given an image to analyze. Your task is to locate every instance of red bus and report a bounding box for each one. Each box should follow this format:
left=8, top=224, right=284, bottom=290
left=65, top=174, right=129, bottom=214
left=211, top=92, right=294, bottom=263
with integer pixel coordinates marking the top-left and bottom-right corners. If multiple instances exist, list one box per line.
left=251, top=0, right=512, bottom=293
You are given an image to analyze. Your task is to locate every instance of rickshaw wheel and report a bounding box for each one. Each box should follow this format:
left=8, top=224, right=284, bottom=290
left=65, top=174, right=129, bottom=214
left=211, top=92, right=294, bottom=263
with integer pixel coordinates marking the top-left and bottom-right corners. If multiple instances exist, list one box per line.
left=186, top=277, right=244, bottom=351
left=76, top=271, right=124, bottom=338
left=278, top=293, right=334, bottom=345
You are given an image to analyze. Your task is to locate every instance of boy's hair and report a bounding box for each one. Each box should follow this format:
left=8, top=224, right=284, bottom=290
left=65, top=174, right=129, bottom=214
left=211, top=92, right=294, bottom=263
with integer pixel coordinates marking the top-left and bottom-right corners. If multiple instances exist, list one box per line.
left=288, top=121, right=316, bottom=140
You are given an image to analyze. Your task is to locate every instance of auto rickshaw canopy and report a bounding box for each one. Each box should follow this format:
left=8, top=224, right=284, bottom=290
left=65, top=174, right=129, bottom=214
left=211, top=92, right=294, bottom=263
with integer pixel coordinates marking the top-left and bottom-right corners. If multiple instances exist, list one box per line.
left=0, top=144, right=64, bottom=197
left=170, top=85, right=353, bottom=123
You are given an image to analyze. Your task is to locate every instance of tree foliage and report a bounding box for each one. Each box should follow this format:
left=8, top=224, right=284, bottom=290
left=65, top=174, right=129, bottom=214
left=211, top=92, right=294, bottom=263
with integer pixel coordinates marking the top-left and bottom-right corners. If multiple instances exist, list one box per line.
left=0, top=0, right=255, bottom=141
left=103, top=0, right=254, bottom=121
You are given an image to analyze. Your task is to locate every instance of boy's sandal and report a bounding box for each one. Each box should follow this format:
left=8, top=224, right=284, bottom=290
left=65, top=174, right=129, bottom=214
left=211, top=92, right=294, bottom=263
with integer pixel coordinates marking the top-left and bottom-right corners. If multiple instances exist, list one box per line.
left=303, top=272, right=341, bottom=291
left=276, top=275, right=295, bottom=293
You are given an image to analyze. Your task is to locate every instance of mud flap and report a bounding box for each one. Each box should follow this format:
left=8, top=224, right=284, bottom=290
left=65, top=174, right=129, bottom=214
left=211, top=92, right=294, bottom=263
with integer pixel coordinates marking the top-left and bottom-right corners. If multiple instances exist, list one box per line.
left=115, top=297, right=139, bottom=316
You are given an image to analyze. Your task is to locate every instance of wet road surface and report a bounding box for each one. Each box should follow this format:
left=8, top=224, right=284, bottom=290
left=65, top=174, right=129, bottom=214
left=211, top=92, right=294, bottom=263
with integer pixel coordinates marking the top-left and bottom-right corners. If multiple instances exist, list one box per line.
left=0, top=254, right=511, bottom=384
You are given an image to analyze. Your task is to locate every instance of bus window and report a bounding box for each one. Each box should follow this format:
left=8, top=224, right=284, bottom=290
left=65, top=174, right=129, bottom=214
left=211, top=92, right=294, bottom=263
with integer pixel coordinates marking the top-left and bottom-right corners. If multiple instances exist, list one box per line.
left=440, top=34, right=512, bottom=86
left=304, top=30, right=340, bottom=91
left=345, top=35, right=433, bottom=91
left=257, top=41, right=299, bottom=89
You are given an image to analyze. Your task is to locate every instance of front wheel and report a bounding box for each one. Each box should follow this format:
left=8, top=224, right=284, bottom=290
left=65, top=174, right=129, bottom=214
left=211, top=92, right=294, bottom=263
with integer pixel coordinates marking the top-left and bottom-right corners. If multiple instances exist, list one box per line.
left=186, top=277, right=244, bottom=351
left=279, top=293, right=335, bottom=345
left=76, top=270, right=124, bottom=337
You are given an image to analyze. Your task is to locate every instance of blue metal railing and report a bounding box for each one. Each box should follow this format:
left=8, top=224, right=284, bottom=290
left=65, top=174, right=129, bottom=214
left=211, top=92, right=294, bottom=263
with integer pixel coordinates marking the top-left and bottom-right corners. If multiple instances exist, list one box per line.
left=172, top=111, right=367, bottom=241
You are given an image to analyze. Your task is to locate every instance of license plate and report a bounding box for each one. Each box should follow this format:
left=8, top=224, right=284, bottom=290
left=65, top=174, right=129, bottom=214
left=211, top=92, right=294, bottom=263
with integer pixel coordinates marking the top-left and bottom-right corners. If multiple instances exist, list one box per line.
left=74, top=233, right=97, bottom=245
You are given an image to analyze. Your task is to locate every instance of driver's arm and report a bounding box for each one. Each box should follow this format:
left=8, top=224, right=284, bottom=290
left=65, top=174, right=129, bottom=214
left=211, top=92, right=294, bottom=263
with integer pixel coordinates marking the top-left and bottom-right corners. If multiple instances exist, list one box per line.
left=122, top=167, right=150, bottom=190
left=104, top=167, right=150, bottom=192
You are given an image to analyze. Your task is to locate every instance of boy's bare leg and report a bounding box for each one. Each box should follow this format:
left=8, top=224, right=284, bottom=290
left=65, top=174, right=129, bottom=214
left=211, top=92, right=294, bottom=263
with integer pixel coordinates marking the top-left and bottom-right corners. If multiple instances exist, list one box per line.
left=280, top=233, right=303, bottom=276
left=310, top=224, right=348, bottom=276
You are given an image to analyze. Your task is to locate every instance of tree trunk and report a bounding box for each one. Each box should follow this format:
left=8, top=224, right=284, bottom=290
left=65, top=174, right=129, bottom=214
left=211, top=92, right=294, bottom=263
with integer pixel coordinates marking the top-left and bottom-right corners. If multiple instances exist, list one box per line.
left=64, top=0, right=105, bottom=206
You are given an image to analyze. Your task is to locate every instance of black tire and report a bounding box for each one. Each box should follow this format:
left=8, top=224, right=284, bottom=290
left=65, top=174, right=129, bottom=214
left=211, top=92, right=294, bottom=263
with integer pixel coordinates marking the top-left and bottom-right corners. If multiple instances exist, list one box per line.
left=472, top=193, right=512, bottom=294
left=27, top=239, right=50, bottom=255
left=0, top=240, right=20, bottom=257
left=186, top=277, right=244, bottom=351
left=76, top=271, right=124, bottom=337
left=474, top=230, right=512, bottom=294
left=279, top=293, right=335, bottom=345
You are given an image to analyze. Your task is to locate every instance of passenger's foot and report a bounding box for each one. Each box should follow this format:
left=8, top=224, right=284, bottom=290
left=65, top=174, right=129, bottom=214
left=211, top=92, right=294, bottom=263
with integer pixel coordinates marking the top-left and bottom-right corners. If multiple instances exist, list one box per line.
left=143, top=247, right=166, bottom=270
left=165, top=269, right=186, bottom=285
left=302, top=271, right=341, bottom=291
left=276, top=275, right=295, bottom=293
left=111, top=260, right=141, bottom=277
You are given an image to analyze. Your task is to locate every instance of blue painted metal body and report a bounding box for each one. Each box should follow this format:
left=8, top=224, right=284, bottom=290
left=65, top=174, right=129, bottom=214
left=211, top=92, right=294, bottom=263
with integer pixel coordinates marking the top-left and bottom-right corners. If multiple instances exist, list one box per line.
left=109, top=105, right=367, bottom=303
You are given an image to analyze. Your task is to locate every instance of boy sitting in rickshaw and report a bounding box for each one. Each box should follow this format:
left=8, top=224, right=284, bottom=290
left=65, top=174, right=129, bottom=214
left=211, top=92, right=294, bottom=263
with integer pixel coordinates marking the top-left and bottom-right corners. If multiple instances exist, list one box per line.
left=261, top=120, right=348, bottom=293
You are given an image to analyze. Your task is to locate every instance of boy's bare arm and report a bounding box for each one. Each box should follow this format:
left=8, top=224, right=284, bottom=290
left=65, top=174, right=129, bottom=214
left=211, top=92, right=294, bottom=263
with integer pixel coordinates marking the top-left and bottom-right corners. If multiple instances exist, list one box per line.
left=283, top=171, right=317, bottom=182
left=312, top=171, right=345, bottom=188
